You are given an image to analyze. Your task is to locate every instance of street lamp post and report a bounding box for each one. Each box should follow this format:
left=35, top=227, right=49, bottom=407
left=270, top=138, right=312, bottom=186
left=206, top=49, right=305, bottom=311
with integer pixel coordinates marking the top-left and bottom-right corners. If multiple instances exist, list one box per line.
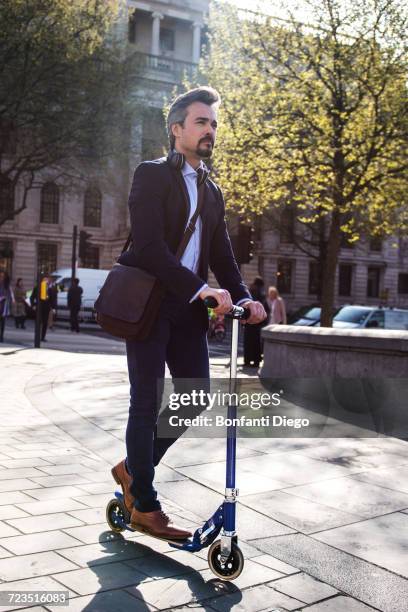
left=71, top=225, right=78, bottom=283
left=34, top=267, right=42, bottom=348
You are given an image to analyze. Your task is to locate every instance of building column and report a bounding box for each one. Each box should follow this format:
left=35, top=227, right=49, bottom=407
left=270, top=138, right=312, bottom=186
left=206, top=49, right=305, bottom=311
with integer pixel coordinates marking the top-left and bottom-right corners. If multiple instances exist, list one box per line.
left=354, top=262, right=367, bottom=304
left=192, top=22, right=202, bottom=63
left=151, top=11, right=163, bottom=56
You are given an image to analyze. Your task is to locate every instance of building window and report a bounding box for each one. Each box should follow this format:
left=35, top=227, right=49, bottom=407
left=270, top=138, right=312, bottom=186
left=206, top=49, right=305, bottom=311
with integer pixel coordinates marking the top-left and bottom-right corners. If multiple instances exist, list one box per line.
left=141, top=108, right=167, bottom=161
left=0, top=176, right=14, bottom=221
left=340, top=233, right=353, bottom=249
left=0, top=241, right=13, bottom=276
left=37, top=243, right=58, bottom=274
left=128, top=11, right=136, bottom=43
left=308, top=261, right=320, bottom=295
left=0, top=120, right=17, bottom=155
left=200, top=25, right=209, bottom=56
left=160, top=28, right=175, bottom=52
left=141, top=138, right=164, bottom=161
left=280, top=207, right=295, bottom=243
left=253, top=215, right=262, bottom=241
left=367, top=266, right=381, bottom=298
left=399, top=237, right=408, bottom=258
left=398, top=273, right=408, bottom=294
left=81, top=245, right=99, bottom=269
left=40, top=182, right=59, bottom=224
left=338, top=263, right=352, bottom=296
left=0, top=119, right=17, bottom=155
left=84, top=186, right=102, bottom=227
left=277, top=259, right=293, bottom=294
left=369, top=236, right=382, bottom=252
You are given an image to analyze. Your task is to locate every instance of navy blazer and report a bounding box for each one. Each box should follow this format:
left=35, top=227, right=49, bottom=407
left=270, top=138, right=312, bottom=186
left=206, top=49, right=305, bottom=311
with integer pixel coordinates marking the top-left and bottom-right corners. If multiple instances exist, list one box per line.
left=118, top=157, right=251, bottom=305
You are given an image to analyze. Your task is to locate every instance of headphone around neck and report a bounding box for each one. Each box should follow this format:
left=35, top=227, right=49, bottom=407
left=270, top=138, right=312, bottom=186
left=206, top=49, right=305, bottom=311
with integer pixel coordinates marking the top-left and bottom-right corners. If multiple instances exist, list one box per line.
left=167, top=150, right=209, bottom=186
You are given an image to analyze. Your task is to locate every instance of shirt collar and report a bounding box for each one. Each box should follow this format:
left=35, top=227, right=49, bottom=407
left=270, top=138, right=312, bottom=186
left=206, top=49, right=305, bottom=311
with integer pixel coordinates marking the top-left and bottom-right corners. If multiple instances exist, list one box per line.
left=182, top=159, right=205, bottom=177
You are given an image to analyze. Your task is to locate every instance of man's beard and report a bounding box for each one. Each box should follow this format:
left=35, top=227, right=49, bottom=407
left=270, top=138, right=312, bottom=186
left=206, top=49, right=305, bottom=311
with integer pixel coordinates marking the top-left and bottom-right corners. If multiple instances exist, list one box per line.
left=196, top=141, right=213, bottom=159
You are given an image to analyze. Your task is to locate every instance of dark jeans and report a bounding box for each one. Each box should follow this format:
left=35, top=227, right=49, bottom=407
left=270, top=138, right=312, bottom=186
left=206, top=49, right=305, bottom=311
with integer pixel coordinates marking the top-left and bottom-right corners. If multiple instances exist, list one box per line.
left=40, top=302, right=51, bottom=341
left=70, top=306, right=80, bottom=332
left=125, top=294, right=209, bottom=512
left=243, top=323, right=263, bottom=365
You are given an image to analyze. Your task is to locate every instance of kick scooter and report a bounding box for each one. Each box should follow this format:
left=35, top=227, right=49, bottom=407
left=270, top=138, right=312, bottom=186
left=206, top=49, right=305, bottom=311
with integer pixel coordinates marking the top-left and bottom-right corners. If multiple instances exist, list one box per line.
left=106, top=297, right=249, bottom=580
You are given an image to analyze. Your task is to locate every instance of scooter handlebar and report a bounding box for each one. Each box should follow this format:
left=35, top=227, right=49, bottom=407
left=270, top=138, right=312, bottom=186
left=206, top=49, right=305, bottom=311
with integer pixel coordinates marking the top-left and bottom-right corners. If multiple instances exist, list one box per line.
left=204, top=296, right=250, bottom=320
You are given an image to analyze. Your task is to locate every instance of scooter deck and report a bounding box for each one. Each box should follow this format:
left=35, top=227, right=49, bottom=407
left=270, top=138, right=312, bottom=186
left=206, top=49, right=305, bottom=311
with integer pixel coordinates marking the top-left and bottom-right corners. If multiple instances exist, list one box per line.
left=109, top=492, right=224, bottom=552
left=125, top=521, right=190, bottom=546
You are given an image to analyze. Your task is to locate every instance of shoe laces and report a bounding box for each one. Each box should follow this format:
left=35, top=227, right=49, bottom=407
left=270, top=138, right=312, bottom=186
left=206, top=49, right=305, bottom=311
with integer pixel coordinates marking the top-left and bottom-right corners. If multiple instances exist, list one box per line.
left=159, top=510, right=170, bottom=524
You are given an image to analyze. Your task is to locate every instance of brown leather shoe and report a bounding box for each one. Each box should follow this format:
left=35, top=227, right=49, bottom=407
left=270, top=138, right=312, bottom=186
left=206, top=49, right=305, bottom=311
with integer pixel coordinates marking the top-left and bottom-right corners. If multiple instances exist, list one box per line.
left=111, top=459, right=135, bottom=513
left=130, top=508, right=192, bottom=541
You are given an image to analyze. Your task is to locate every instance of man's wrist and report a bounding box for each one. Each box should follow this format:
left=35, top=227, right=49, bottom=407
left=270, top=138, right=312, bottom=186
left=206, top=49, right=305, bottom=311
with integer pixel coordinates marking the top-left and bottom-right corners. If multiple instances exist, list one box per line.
left=190, top=283, right=208, bottom=303
left=236, top=298, right=253, bottom=307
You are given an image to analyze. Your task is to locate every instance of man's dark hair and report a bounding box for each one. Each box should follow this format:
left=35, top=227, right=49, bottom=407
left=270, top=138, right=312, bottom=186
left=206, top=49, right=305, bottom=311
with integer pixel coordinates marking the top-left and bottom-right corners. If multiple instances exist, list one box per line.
left=167, top=86, right=221, bottom=149
left=253, top=276, right=264, bottom=288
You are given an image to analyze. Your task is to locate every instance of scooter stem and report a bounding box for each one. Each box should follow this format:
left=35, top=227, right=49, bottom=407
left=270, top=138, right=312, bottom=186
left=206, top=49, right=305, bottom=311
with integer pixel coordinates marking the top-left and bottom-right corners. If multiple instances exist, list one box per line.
left=229, top=318, right=239, bottom=386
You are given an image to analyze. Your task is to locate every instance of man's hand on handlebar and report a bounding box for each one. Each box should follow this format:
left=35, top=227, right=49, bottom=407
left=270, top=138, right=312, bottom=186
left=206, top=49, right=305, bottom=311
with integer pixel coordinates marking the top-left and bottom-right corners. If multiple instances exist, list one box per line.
left=199, top=287, right=233, bottom=315
left=239, top=300, right=267, bottom=325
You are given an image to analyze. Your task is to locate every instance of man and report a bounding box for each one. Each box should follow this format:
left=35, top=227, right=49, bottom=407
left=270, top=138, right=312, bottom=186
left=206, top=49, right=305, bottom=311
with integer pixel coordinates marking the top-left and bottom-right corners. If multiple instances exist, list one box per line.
left=30, top=275, right=51, bottom=342
left=112, top=86, right=266, bottom=540
left=67, top=278, right=83, bottom=333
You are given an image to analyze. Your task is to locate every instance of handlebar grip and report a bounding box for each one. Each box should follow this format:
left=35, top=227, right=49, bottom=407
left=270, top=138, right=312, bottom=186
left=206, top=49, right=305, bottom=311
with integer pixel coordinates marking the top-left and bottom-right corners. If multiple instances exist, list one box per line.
left=204, top=296, right=251, bottom=320
left=204, top=297, right=218, bottom=309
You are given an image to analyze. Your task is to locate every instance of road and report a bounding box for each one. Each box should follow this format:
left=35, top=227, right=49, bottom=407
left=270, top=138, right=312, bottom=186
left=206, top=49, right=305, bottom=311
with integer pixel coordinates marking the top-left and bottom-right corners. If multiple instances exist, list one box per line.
left=0, top=318, right=243, bottom=361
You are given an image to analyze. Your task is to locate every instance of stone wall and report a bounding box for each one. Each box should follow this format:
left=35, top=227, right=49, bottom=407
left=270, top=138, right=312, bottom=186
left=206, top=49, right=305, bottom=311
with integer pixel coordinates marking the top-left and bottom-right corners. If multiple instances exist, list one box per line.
left=260, top=326, right=408, bottom=437
left=261, top=325, right=408, bottom=378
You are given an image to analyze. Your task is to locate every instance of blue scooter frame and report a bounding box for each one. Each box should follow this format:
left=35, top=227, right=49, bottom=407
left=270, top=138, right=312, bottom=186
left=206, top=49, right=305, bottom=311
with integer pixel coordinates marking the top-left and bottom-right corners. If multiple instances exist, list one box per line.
left=106, top=298, right=248, bottom=580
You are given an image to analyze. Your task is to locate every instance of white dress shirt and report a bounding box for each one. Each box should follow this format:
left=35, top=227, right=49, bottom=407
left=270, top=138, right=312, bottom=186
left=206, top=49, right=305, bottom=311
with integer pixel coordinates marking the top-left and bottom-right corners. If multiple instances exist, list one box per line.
left=181, top=160, right=203, bottom=276
left=180, top=160, right=208, bottom=302
left=180, top=160, right=251, bottom=307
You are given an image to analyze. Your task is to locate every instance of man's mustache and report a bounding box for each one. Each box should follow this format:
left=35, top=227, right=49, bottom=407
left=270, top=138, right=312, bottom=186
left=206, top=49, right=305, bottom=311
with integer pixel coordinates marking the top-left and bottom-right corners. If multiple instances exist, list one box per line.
left=199, top=137, right=214, bottom=146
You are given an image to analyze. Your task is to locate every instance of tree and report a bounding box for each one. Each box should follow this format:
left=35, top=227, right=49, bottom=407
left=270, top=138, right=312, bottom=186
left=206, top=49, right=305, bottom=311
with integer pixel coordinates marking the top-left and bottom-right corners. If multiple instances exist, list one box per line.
left=199, top=0, right=408, bottom=325
left=0, top=0, right=133, bottom=227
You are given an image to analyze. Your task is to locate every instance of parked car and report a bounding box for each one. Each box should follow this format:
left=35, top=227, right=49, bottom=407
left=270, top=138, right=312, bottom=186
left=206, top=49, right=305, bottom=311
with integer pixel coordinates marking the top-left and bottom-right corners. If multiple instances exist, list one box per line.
left=50, top=268, right=110, bottom=322
left=329, top=305, right=408, bottom=330
left=291, top=306, right=322, bottom=326
left=289, top=305, right=340, bottom=327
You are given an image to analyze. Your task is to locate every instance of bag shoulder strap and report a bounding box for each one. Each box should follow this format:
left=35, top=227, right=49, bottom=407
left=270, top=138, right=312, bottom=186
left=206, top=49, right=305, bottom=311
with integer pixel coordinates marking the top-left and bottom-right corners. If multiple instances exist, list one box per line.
left=175, top=181, right=206, bottom=259
left=121, top=233, right=132, bottom=254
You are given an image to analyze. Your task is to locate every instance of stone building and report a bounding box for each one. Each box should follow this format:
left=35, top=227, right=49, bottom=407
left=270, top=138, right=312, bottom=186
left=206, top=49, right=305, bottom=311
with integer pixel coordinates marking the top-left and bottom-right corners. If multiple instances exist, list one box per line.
left=255, top=229, right=408, bottom=315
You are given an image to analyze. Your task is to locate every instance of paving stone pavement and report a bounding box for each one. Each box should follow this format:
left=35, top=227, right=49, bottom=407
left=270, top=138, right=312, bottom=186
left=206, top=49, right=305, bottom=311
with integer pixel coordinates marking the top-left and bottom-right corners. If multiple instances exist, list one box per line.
left=0, top=343, right=406, bottom=611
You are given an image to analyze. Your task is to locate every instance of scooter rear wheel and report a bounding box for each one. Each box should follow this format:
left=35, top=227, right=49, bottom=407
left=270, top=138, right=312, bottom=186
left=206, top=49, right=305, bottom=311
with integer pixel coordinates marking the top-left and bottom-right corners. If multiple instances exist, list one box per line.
left=106, top=498, right=127, bottom=533
left=208, top=540, right=244, bottom=580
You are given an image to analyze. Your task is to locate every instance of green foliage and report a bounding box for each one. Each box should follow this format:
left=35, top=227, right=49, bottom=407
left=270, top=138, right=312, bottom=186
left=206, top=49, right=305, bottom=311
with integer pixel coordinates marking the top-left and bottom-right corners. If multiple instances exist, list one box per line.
left=200, top=0, right=408, bottom=239
left=0, top=0, right=128, bottom=198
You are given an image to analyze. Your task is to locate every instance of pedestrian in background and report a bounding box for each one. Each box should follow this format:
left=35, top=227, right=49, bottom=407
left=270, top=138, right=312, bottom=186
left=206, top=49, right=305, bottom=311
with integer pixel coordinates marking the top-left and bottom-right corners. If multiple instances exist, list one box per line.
left=0, top=270, right=15, bottom=342
left=266, top=285, right=287, bottom=325
left=30, top=275, right=51, bottom=342
left=13, top=278, right=26, bottom=329
left=68, top=278, right=83, bottom=333
left=243, top=276, right=268, bottom=368
left=47, top=277, right=58, bottom=331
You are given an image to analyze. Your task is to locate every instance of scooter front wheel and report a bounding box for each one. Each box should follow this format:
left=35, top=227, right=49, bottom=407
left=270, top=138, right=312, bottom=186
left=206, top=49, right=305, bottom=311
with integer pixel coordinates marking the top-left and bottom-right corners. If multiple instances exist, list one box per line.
left=106, top=498, right=127, bottom=533
left=208, top=540, right=244, bottom=580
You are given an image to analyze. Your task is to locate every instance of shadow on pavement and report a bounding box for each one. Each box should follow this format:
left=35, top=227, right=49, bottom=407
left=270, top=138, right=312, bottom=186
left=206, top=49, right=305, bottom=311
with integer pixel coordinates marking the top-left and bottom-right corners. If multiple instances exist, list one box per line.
left=81, top=531, right=242, bottom=611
